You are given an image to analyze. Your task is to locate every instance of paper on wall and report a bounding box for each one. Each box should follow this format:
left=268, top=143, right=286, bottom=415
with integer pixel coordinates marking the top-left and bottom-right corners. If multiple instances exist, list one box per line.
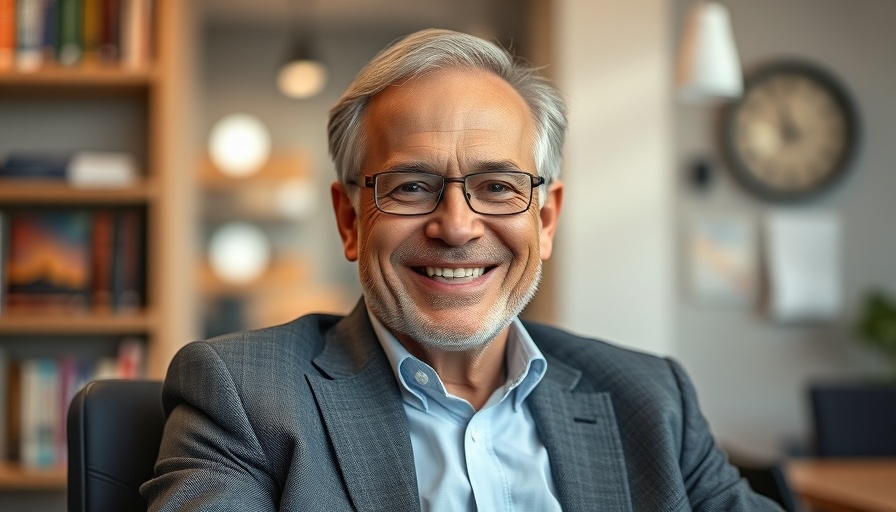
left=765, top=211, right=842, bottom=323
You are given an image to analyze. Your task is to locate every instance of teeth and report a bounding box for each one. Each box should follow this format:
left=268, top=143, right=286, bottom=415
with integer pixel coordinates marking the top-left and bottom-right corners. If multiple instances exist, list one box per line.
left=425, top=266, right=485, bottom=278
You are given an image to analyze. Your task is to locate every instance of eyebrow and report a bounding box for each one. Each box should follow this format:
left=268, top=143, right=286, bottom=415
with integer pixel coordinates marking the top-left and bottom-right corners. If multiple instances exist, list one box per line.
left=383, top=160, right=523, bottom=174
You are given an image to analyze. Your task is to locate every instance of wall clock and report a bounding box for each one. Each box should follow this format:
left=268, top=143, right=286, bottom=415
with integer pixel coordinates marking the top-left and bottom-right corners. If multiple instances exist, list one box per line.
left=722, top=60, right=860, bottom=202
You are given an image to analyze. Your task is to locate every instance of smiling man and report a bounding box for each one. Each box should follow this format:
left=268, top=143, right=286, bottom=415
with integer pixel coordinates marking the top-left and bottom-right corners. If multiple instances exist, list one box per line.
left=142, top=29, right=782, bottom=511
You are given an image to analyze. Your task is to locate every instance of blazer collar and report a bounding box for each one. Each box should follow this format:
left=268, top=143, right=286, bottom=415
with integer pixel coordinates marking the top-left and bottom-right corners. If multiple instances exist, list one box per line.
left=307, top=300, right=421, bottom=512
left=310, top=301, right=633, bottom=512
left=529, top=354, right=633, bottom=512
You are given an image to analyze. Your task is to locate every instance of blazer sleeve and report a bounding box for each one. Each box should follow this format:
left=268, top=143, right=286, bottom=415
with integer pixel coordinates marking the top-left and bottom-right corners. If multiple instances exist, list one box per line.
left=668, top=359, right=785, bottom=512
left=140, top=341, right=279, bottom=511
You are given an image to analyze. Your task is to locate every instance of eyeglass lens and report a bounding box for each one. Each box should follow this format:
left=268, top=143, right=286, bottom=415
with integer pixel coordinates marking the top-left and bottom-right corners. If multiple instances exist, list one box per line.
left=374, top=171, right=536, bottom=215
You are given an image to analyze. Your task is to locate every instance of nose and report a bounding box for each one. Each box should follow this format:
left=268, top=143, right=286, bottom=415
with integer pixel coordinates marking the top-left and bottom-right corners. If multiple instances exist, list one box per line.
left=423, top=181, right=484, bottom=246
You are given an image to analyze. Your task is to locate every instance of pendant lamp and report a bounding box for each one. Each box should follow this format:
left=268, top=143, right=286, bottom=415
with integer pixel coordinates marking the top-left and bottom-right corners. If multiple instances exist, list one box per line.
left=277, top=0, right=327, bottom=99
left=676, top=0, right=742, bottom=104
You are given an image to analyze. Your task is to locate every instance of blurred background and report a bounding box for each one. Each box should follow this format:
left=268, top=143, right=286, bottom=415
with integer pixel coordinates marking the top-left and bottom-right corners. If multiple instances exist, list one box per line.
left=1, top=0, right=895, bottom=509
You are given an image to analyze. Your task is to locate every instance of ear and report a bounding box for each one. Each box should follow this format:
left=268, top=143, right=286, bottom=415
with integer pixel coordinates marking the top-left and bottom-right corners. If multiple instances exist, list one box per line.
left=331, top=182, right=359, bottom=261
left=538, top=180, right=563, bottom=260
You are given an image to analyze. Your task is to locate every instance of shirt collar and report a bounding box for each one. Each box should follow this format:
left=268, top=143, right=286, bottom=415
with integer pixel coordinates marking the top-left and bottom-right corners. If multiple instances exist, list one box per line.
left=368, top=307, right=547, bottom=413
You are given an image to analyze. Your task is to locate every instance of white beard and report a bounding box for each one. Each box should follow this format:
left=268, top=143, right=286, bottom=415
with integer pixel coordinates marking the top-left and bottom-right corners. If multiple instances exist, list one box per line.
left=359, top=243, right=542, bottom=352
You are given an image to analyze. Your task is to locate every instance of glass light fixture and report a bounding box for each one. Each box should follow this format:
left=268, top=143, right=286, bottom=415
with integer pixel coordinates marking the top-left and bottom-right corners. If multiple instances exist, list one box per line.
left=676, top=0, right=743, bottom=104
left=277, top=0, right=327, bottom=99
left=208, top=114, right=272, bottom=178
left=208, top=222, right=272, bottom=285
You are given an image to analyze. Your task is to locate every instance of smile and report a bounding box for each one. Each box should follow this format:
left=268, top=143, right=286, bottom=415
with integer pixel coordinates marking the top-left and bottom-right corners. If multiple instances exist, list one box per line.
left=424, top=266, right=486, bottom=278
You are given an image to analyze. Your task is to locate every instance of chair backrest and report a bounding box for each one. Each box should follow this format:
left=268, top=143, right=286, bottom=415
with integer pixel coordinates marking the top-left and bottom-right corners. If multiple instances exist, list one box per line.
left=734, top=462, right=799, bottom=512
left=67, top=379, right=165, bottom=512
left=810, top=382, right=896, bottom=457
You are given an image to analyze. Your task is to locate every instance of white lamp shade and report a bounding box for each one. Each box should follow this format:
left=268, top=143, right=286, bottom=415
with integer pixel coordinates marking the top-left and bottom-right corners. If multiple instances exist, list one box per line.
left=676, top=1, right=743, bottom=104
left=208, top=114, right=272, bottom=177
left=277, top=59, right=328, bottom=99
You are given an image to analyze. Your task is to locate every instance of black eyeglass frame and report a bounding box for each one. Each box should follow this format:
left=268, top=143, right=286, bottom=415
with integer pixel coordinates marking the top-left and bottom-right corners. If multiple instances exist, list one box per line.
left=360, top=170, right=546, bottom=216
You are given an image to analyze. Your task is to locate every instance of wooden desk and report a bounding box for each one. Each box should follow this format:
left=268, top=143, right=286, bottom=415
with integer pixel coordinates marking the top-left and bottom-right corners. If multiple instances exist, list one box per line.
left=787, top=459, right=896, bottom=512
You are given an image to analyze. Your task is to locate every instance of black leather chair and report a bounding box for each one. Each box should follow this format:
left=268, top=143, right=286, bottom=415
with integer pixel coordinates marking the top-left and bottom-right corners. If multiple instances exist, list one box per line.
left=810, top=382, right=896, bottom=457
left=67, top=379, right=165, bottom=512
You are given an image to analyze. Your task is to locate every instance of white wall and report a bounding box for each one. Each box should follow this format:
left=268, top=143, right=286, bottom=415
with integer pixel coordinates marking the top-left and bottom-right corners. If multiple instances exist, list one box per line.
left=553, top=0, right=676, bottom=356
left=553, top=0, right=896, bottom=460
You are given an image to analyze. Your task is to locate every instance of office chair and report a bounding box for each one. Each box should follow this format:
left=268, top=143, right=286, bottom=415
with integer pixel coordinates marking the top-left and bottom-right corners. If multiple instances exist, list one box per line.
left=68, top=379, right=165, bottom=512
left=810, top=382, right=896, bottom=457
left=727, top=452, right=799, bottom=512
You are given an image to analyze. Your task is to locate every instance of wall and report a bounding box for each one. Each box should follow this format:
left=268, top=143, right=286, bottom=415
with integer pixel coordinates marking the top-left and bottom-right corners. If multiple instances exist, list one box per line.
left=673, top=0, right=896, bottom=457
left=552, top=0, right=896, bottom=459
left=553, top=0, right=676, bottom=356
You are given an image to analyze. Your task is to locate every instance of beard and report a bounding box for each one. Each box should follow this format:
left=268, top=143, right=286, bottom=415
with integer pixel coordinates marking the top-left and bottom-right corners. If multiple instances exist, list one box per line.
left=359, top=240, right=542, bottom=352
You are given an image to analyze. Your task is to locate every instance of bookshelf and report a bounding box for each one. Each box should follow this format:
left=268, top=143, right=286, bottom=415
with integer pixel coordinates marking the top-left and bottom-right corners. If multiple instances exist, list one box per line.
left=0, top=0, right=195, bottom=496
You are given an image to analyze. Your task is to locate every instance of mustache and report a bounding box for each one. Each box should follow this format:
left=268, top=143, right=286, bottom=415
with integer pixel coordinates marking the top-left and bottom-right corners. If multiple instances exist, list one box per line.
left=390, top=238, right=512, bottom=264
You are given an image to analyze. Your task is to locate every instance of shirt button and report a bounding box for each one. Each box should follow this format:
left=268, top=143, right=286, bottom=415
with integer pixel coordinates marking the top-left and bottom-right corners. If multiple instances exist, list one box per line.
left=470, top=428, right=480, bottom=442
left=414, top=370, right=429, bottom=385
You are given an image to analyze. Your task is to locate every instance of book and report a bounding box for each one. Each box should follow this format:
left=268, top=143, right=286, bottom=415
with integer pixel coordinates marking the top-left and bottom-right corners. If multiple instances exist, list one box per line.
left=67, top=150, right=138, bottom=188
left=56, top=0, right=81, bottom=66
left=6, top=210, right=91, bottom=313
left=4, top=359, right=21, bottom=461
left=0, top=210, right=7, bottom=315
left=40, top=0, right=57, bottom=63
left=120, top=0, right=150, bottom=69
left=81, top=0, right=101, bottom=63
left=16, top=0, right=43, bottom=71
left=112, top=209, right=143, bottom=311
left=0, top=0, right=14, bottom=69
left=0, top=349, right=7, bottom=462
left=89, top=209, right=114, bottom=311
left=0, top=152, right=71, bottom=180
left=99, top=0, right=119, bottom=63
left=19, top=358, right=60, bottom=468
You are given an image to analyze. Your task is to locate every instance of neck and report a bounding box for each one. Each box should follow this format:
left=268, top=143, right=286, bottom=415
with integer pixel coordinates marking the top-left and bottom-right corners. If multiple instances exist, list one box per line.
left=397, top=327, right=510, bottom=410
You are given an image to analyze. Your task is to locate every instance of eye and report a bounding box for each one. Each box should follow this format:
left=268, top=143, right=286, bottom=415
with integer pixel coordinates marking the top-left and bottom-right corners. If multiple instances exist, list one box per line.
left=486, top=182, right=509, bottom=193
left=399, top=182, right=425, bottom=193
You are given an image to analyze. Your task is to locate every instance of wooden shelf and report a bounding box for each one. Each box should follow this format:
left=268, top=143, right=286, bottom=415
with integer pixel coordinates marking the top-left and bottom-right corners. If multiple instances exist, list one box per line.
left=0, top=463, right=65, bottom=491
left=0, top=311, right=156, bottom=336
left=0, top=65, right=156, bottom=92
left=0, top=179, right=156, bottom=205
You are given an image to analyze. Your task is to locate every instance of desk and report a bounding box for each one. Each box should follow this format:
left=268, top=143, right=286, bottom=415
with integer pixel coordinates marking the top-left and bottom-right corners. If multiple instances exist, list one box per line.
left=787, top=459, right=896, bottom=512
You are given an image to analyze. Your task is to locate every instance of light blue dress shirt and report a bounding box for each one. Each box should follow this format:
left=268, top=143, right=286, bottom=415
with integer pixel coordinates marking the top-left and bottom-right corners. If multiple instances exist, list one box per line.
left=370, top=312, right=562, bottom=512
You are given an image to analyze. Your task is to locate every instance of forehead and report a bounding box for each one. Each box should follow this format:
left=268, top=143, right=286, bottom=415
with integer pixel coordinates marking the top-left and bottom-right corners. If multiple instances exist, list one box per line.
left=361, top=68, right=536, bottom=172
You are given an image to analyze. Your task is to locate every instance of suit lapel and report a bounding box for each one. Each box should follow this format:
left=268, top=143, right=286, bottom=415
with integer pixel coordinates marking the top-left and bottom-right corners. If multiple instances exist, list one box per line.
left=308, top=302, right=420, bottom=512
left=529, top=357, right=633, bottom=512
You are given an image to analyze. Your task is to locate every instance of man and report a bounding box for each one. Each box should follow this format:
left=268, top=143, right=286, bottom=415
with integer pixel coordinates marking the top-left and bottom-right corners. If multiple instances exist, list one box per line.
left=142, top=29, right=782, bottom=511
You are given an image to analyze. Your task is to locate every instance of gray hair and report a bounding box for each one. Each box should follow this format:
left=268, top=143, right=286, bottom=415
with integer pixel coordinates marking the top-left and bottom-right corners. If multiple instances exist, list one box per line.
left=327, top=28, right=567, bottom=204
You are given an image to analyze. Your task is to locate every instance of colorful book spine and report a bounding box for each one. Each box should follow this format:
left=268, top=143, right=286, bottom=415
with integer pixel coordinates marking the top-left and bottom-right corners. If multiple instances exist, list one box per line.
left=0, top=0, right=15, bottom=69
left=56, top=0, right=81, bottom=66
left=81, top=0, right=100, bottom=63
left=90, top=209, right=115, bottom=311
left=99, top=0, right=118, bottom=63
left=20, top=358, right=61, bottom=469
left=40, top=0, right=57, bottom=62
left=15, top=0, right=43, bottom=71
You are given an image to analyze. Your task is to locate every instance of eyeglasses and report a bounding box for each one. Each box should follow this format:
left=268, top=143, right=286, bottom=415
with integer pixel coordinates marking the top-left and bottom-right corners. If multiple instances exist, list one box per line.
left=361, top=170, right=545, bottom=216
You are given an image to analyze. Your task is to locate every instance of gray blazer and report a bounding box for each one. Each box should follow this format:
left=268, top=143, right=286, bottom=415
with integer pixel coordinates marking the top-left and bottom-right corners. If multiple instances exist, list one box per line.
left=141, top=300, right=781, bottom=511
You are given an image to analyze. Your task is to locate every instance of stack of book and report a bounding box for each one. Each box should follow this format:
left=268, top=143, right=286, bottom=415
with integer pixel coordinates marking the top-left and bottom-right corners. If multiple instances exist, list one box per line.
left=0, top=208, right=144, bottom=314
left=0, top=151, right=139, bottom=187
left=0, top=338, right=144, bottom=469
left=0, top=0, right=153, bottom=72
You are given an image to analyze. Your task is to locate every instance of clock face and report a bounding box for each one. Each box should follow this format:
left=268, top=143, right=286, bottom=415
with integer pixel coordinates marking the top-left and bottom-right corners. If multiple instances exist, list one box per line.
left=724, top=62, right=859, bottom=202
